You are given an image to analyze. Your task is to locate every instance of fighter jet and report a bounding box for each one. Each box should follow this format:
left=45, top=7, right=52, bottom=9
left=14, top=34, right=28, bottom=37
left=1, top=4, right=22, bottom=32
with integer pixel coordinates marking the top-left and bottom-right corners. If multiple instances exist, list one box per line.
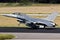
left=1, top=12, right=58, bottom=29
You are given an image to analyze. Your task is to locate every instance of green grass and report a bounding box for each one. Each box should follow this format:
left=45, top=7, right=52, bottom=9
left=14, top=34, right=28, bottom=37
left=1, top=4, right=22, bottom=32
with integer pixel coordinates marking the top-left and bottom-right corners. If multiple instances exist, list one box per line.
left=0, top=3, right=60, bottom=7
left=0, top=34, right=15, bottom=40
left=0, top=3, right=19, bottom=7
left=0, top=3, right=21, bottom=7
left=32, top=3, right=52, bottom=6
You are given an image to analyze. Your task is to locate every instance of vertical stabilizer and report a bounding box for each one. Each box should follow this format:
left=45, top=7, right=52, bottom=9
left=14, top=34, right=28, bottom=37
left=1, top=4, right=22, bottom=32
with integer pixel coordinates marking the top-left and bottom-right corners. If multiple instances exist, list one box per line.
left=44, top=12, right=58, bottom=21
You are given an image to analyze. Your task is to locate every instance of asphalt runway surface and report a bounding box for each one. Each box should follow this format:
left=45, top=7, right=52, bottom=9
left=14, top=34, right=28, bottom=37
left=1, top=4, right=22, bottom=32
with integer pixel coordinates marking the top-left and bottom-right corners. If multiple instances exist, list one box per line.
left=9, top=39, right=60, bottom=40
left=0, top=27, right=60, bottom=40
left=0, top=27, right=60, bottom=33
left=0, top=32, right=60, bottom=39
left=8, top=39, right=60, bottom=40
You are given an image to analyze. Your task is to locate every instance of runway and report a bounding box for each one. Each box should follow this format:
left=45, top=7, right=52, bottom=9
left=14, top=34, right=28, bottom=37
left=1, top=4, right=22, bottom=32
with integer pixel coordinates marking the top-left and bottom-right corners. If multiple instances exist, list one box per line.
left=0, top=27, right=60, bottom=40
left=7, top=39, right=60, bottom=40
left=0, top=27, right=60, bottom=33
left=0, top=32, right=60, bottom=39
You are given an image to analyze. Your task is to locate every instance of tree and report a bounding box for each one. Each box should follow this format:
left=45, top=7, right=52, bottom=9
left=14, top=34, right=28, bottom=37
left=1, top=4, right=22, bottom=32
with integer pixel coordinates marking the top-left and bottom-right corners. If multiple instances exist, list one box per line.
left=19, top=0, right=32, bottom=6
left=49, top=0, right=57, bottom=4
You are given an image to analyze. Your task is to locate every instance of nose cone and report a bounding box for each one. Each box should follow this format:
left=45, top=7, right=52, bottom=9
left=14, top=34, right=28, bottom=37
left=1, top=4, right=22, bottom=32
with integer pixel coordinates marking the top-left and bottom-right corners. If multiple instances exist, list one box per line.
left=0, top=14, right=18, bottom=18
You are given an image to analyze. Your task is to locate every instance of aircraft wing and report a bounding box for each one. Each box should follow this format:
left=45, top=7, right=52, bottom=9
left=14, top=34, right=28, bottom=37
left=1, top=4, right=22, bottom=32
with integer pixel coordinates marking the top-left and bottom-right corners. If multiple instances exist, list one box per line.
left=1, top=12, right=58, bottom=23
left=19, top=12, right=59, bottom=23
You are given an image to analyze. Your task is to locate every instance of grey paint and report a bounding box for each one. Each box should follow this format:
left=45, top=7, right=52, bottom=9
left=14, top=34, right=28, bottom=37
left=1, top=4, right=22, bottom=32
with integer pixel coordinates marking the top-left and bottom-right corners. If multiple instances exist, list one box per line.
left=1, top=12, right=58, bottom=28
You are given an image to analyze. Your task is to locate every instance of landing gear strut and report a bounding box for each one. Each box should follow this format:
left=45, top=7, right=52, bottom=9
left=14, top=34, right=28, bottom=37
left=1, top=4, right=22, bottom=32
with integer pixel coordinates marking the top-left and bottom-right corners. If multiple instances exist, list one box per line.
left=18, top=22, right=20, bottom=27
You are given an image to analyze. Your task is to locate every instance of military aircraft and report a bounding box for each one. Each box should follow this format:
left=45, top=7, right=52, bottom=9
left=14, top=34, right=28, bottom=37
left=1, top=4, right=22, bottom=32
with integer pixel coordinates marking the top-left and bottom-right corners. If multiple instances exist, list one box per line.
left=1, top=12, right=58, bottom=29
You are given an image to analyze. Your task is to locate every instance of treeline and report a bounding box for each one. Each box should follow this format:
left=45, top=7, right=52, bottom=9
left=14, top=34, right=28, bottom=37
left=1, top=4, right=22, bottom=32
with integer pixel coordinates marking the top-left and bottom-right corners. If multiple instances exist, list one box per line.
left=0, top=0, right=60, bottom=4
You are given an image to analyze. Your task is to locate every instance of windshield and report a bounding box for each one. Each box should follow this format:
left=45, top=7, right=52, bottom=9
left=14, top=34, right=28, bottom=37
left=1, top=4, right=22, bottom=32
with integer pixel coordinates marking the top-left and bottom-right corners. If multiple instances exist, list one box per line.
left=12, top=12, right=21, bottom=15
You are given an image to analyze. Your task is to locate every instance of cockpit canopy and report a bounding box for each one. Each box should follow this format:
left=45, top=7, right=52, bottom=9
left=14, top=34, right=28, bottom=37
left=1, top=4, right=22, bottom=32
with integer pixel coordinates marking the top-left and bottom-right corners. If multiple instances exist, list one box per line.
left=12, top=12, right=21, bottom=15
left=12, top=12, right=26, bottom=16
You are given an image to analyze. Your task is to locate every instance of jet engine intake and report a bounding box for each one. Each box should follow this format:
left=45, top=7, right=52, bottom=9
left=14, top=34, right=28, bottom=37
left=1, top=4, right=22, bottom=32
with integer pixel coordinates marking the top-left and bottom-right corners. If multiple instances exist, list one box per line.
left=17, top=19, right=26, bottom=23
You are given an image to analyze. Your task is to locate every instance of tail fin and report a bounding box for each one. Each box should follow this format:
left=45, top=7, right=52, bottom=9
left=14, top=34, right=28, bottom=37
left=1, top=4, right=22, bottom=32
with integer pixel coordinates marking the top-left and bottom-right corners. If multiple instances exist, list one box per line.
left=44, top=12, right=58, bottom=21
